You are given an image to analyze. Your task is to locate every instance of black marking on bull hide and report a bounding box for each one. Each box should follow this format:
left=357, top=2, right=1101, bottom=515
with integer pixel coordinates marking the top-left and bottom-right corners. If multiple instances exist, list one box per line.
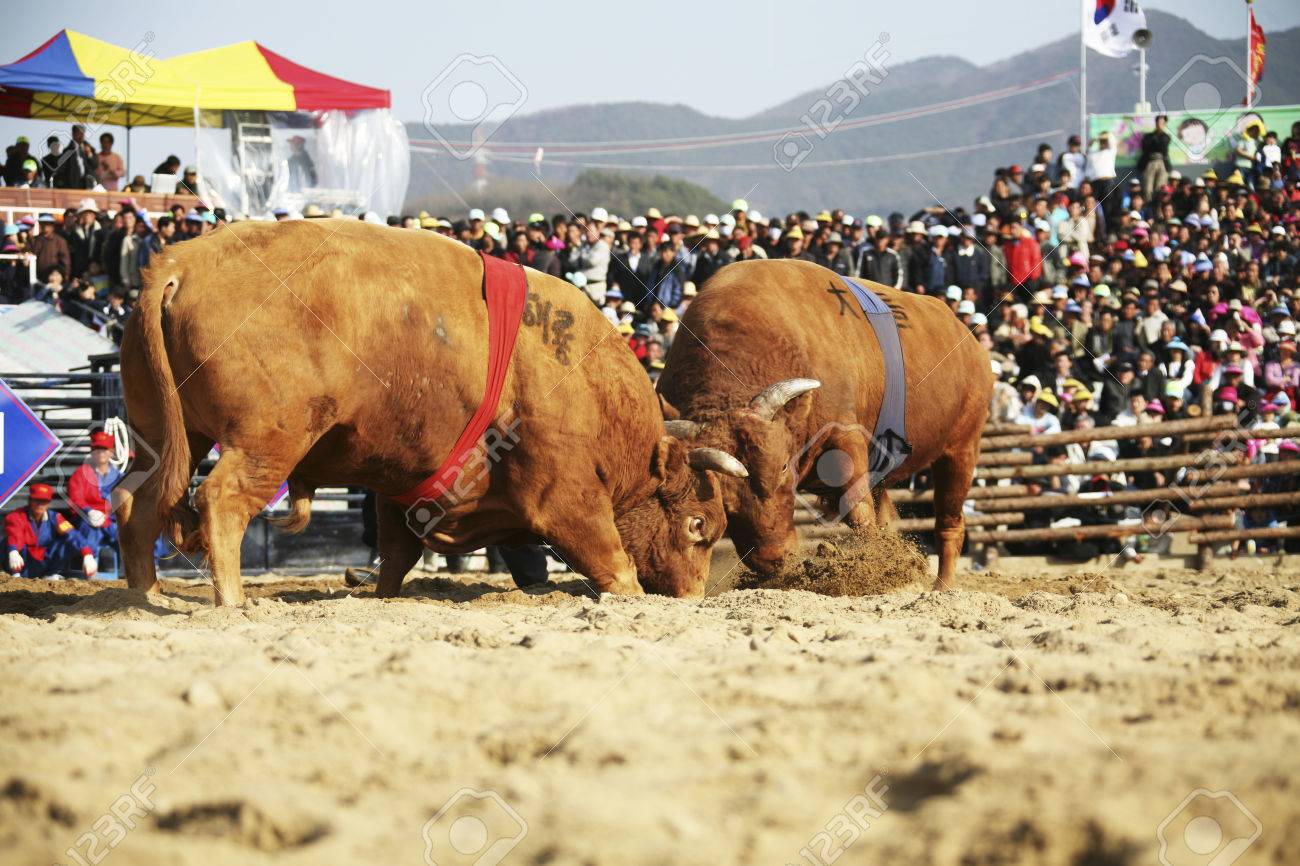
left=828, top=280, right=911, bottom=329
left=884, top=298, right=911, bottom=329
left=827, top=284, right=861, bottom=318
left=522, top=291, right=575, bottom=366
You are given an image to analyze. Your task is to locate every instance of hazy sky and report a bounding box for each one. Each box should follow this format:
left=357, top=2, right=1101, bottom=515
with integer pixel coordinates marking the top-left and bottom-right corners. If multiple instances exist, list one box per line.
left=3, top=0, right=1297, bottom=180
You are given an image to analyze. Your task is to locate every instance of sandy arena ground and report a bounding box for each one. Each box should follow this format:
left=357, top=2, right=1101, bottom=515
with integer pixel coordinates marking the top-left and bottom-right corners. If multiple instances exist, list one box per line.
left=2, top=555, right=1299, bottom=866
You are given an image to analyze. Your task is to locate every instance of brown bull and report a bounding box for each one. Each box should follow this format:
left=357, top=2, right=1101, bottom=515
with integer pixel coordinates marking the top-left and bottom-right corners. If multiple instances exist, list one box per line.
left=117, top=219, right=749, bottom=605
left=656, top=259, right=992, bottom=590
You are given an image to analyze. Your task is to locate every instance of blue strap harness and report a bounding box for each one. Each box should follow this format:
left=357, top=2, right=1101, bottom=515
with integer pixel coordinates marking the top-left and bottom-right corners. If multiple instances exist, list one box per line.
left=833, top=274, right=913, bottom=487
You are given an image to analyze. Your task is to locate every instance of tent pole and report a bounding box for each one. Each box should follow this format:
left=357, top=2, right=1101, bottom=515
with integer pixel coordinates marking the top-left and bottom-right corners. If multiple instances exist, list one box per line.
left=192, top=88, right=201, bottom=200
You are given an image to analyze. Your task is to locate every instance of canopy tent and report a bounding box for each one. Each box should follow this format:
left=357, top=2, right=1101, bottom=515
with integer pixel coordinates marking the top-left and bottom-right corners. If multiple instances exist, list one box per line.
left=0, top=30, right=390, bottom=127
left=0, top=31, right=407, bottom=217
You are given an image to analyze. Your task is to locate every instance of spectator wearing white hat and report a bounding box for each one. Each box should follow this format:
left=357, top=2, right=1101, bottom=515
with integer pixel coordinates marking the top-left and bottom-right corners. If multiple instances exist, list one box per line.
left=464, top=208, right=487, bottom=249
left=951, top=227, right=989, bottom=300
left=956, top=298, right=976, bottom=326
left=943, top=284, right=962, bottom=313
left=902, top=220, right=929, bottom=292
left=574, top=215, right=611, bottom=305
left=67, top=199, right=104, bottom=278
left=920, top=224, right=951, bottom=295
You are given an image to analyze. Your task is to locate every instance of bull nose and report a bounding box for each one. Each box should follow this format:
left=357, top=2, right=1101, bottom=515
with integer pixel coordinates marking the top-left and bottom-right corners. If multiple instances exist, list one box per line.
left=745, top=531, right=798, bottom=578
left=746, top=548, right=790, bottom=578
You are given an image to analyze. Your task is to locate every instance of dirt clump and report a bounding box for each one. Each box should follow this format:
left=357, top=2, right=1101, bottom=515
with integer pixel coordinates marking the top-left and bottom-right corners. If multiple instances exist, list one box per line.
left=739, top=526, right=929, bottom=596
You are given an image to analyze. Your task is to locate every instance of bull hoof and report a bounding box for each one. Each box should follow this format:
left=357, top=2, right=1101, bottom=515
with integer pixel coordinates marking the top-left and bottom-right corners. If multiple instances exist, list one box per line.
left=344, top=566, right=377, bottom=587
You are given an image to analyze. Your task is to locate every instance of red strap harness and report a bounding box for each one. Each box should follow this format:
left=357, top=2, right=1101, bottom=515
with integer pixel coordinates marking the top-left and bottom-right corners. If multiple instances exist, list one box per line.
left=392, top=252, right=529, bottom=507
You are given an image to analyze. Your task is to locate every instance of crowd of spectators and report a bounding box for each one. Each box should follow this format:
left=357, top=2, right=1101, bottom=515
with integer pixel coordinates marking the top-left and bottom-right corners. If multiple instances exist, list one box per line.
left=3, top=124, right=197, bottom=194
left=4, top=116, right=1300, bottom=562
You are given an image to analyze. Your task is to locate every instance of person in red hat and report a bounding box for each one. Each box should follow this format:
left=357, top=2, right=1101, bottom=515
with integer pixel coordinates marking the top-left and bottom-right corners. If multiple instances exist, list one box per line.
left=67, top=430, right=121, bottom=530
left=5, top=484, right=93, bottom=578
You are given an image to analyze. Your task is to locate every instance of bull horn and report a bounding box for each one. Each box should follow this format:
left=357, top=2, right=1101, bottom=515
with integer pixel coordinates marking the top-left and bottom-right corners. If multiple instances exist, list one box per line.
left=664, top=420, right=702, bottom=439
left=749, top=378, right=821, bottom=420
left=688, top=447, right=749, bottom=478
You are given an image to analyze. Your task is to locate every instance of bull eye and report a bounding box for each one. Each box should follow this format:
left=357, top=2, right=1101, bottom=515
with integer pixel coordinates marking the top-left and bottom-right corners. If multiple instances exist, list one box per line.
left=687, top=516, right=706, bottom=543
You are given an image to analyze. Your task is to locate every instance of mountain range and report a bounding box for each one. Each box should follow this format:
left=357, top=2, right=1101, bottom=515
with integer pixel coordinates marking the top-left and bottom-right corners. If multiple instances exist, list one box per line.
left=405, top=11, right=1300, bottom=218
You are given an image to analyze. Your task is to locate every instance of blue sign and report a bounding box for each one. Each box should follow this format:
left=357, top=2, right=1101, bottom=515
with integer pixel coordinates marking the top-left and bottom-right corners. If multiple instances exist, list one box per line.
left=0, top=381, right=62, bottom=508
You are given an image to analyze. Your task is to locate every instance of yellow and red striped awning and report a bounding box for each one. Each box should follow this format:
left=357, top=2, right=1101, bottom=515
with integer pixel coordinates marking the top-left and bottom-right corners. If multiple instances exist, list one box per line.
left=0, top=30, right=390, bottom=127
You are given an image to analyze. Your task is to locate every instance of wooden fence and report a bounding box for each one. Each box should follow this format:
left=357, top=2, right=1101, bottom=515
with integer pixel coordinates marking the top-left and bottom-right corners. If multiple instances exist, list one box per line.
left=795, top=412, right=1299, bottom=568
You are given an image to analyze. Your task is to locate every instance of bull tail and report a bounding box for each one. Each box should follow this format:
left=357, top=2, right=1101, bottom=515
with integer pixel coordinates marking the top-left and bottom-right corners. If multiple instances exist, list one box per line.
left=268, top=476, right=315, bottom=534
left=138, top=270, right=193, bottom=537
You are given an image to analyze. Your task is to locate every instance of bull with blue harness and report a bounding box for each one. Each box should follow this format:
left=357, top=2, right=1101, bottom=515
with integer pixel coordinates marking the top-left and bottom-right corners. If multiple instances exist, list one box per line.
left=657, top=259, right=993, bottom=590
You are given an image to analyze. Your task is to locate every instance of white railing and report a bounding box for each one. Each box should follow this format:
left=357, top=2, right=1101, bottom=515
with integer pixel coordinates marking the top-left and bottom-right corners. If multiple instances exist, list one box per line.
left=2, top=203, right=171, bottom=223
left=0, top=252, right=38, bottom=286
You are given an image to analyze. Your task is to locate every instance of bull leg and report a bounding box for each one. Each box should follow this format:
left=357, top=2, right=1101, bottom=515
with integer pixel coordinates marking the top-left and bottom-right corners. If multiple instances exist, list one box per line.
left=875, top=488, right=900, bottom=526
left=813, top=434, right=874, bottom=529
left=117, top=432, right=212, bottom=593
left=931, top=445, right=978, bottom=591
left=371, top=497, right=425, bottom=598
left=539, top=503, right=644, bottom=596
left=195, top=445, right=287, bottom=606
left=116, top=471, right=162, bottom=594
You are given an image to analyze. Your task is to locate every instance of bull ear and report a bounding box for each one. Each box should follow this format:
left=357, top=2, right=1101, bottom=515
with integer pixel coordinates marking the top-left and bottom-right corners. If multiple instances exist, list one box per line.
left=658, top=393, right=681, bottom=420
left=664, top=420, right=702, bottom=439
left=688, top=447, right=749, bottom=478
left=750, top=378, right=821, bottom=421
left=651, top=435, right=681, bottom=482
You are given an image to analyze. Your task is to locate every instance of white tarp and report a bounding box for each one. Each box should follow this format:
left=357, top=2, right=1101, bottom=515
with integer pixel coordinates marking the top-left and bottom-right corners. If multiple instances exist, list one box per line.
left=198, top=109, right=410, bottom=218
left=0, top=302, right=116, bottom=373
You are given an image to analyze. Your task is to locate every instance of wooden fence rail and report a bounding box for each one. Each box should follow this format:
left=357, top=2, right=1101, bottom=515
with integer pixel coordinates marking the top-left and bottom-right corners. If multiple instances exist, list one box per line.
left=1189, top=526, right=1300, bottom=544
left=980, top=413, right=1236, bottom=451
left=965, top=513, right=1232, bottom=545
left=890, top=484, right=1030, bottom=505
left=1184, top=426, right=1297, bottom=444
left=974, top=482, right=1242, bottom=513
left=868, top=416, right=1300, bottom=570
left=976, top=450, right=1242, bottom=482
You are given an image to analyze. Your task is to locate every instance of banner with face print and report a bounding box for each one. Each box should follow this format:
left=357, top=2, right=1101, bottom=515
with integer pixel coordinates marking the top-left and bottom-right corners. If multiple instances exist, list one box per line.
left=1089, top=105, right=1300, bottom=171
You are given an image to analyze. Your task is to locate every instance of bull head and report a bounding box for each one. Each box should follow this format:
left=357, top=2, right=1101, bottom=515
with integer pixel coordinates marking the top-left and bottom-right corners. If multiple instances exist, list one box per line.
left=663, top=378, right=822, bottom=577
left=619, top=437, right=750, bottom=599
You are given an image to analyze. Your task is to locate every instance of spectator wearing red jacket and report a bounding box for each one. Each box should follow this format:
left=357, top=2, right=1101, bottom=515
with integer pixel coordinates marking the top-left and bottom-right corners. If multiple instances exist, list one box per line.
left=67, top=431, right=121, bottom=529
left=5, top=484, right=94, bottom=578
left=1004, top=223, right=1044, bottom=289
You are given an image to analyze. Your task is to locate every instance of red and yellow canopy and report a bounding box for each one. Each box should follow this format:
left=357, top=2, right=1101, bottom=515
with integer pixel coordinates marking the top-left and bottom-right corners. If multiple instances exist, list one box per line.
left=0, top=30, right=390, bottom=127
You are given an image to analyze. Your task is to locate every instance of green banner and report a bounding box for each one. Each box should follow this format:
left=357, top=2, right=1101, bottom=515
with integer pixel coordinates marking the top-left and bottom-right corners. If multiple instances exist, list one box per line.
left=1089, top=104, right=1300, bottom=172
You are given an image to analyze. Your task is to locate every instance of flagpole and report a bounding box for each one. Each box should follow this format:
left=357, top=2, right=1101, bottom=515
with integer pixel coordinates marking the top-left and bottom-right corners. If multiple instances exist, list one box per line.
left=1080, top=0, right=1088, bottom=143
left=1245, top=0, right=1253, bottom=108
